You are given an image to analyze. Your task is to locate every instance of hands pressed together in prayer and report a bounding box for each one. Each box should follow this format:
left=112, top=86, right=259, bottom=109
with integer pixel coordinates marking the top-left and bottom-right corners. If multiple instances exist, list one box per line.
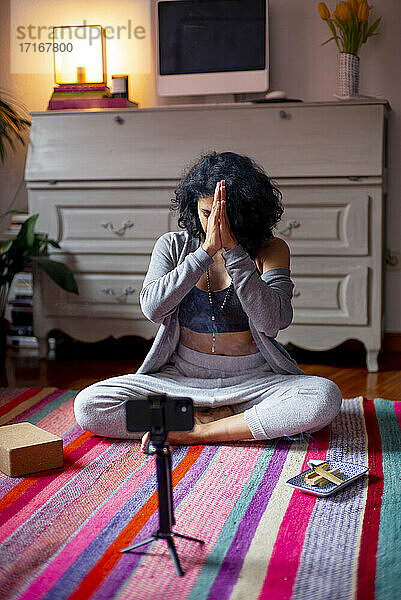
left=203, top=180, right=239, bottom=255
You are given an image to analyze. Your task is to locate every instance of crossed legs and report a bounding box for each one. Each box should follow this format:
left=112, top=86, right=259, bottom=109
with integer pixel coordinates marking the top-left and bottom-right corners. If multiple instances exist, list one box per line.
left=73, top=370, right=342, bottom=450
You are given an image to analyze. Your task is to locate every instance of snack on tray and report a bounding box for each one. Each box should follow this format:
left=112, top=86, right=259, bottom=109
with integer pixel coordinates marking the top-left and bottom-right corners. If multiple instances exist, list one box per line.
left=304, top=462, right=344, bottom=487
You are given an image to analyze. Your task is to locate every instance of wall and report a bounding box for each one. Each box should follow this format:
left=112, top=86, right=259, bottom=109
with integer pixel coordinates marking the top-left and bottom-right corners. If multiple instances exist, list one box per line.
left=0, top=0, right=400, bottom=333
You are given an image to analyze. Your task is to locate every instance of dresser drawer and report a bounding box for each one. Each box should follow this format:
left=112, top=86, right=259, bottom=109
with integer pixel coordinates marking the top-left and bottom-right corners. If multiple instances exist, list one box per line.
left=30, top=188, right=180, bottom=253
left=275, top=185, right=374, bottom=255
left=62, top=207, right=166, bottom=244
left=39, top=269, right=145, bottom=320
left=53, top=252, right=151, bottom=274
left=290, top=258, right=368, bottom=325
left=25, top=103, right=386, bottom=181
left=37, top=253, right=149, bottom=320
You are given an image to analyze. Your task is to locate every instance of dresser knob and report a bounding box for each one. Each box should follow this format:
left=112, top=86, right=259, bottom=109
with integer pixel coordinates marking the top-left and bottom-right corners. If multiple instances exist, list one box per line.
left=277, top=220, right=300, bottom=236
left=279, top=110, right=288, bottom=119
left=101, top=220, right=134, bottom=236
left=114, top=115, right=125, bottom=124
left=102, top=286, right=136, bottom=301
left=293, top=288, right=301, bottom=297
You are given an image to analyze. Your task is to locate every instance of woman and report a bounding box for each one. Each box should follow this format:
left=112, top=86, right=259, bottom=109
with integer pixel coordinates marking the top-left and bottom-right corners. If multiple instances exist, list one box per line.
left=74, top=151, right=342, bottom=451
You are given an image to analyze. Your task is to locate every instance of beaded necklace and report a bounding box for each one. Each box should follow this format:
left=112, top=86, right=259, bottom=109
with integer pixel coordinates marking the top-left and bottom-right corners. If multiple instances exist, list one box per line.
left=206, top=266, right=233, bottom=353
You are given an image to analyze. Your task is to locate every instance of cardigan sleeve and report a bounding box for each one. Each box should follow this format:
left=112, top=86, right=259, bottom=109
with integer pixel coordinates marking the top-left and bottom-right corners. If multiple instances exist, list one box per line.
left=221, top=243, right=294, bottom=338
left=139, top=233, right=214, bottom=323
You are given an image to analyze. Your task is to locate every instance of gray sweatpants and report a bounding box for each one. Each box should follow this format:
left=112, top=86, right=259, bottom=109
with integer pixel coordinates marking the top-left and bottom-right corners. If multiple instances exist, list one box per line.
left=73, top=341, right=342, bottom=441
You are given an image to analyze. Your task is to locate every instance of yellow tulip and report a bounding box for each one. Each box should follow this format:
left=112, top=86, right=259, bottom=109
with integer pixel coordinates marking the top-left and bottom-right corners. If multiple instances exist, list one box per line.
left=358, top=0, right=373, bottom=9
left=347, top=0, right=359, bottom=15
left=357, top=2, right=369, bottom=21
left=318, top=2, right=331, bottom=20
left=335, top=1, right=351, bottom=21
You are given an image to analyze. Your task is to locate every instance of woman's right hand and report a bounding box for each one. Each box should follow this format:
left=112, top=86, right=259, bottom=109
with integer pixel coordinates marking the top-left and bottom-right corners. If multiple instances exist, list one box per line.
left=202, top=181, right=223, bottom=257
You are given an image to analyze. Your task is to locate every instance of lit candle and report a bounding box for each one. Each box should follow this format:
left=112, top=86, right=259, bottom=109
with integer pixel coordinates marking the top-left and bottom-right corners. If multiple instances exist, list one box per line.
left=76, top=66, right=86, bottom=83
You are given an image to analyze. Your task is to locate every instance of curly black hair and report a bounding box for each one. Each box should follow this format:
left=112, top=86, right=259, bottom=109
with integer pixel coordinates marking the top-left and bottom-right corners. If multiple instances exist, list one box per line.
left=170, top=150, right=284, bottom=260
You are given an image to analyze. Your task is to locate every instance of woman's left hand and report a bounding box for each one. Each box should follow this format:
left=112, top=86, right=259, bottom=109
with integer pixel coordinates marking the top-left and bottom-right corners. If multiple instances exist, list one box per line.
left=219, top=180, right=238, bottom=251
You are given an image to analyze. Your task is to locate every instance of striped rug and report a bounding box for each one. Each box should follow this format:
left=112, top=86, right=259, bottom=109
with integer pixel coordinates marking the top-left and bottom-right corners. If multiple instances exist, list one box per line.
left=0, top=388, right=400, bottom=600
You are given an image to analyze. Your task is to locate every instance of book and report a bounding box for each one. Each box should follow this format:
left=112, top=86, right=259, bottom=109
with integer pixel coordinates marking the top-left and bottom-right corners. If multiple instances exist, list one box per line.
left=8, top=212, right=30, bottom=233
left=51, top=86, right=112, bottom=98
left=55, top=84, right=109, bottom=92
left=7, top=335, right=38, bottom=348
left=51, top=92, right=112, bottom=99
left=47, top=97, right=138, bottom=110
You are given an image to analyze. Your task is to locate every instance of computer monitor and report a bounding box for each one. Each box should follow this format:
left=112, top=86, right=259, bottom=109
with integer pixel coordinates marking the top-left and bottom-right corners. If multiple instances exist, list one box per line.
left=156, top=0, right=269, bottom=97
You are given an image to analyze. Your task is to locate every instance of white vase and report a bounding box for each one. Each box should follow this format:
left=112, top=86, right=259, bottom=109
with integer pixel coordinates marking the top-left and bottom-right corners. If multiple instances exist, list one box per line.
left=337, top=52, right=360, bottom=97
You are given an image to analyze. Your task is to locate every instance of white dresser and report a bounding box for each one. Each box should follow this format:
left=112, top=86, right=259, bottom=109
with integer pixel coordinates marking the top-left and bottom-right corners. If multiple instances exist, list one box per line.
left=24, top=99, right=390, bottom=371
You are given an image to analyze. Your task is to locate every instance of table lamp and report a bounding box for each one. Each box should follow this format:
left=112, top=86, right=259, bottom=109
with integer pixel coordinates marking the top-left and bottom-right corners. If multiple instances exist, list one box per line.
left=48, top=24, right=138, bottom=110
left=53, top=24, right=107, bottom=86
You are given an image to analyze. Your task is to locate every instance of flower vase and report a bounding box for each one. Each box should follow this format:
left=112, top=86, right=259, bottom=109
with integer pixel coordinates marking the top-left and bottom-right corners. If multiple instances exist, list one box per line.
left=337, top=52, right=360, bottom=97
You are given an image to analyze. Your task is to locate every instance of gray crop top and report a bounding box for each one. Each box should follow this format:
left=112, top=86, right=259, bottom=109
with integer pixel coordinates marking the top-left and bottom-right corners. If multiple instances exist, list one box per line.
left=178, top=284, right=250, bottom=333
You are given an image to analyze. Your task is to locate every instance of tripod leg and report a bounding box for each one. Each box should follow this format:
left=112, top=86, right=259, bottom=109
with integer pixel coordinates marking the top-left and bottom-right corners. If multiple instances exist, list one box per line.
left=167, top=447, right=176, bottom=527
left=166, top=536, right=184, bottom=577
left=172, top=531, right=205, bottom=545
left=120, top=536, right=156, bottom=553
left=157, top=451, right=174, bottom=534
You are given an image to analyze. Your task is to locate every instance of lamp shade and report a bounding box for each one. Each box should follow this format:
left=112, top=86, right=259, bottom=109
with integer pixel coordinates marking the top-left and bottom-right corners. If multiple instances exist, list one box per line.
left=53, top=25, right=107, bottom=85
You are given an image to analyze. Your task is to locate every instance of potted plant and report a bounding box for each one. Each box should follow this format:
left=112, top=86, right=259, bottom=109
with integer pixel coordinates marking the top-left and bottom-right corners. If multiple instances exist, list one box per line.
left=318, top=0, right=382, bottom=97
left=0, top=213, right=79, bottom=365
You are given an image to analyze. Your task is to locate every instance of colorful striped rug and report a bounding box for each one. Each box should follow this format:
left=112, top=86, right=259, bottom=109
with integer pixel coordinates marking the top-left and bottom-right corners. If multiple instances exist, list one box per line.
left=0, top=388, right=400, bottom=600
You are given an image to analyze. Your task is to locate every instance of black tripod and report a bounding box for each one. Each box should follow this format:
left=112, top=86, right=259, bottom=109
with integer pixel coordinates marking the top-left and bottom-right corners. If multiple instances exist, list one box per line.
left=120, top=438, right=204, bottom=576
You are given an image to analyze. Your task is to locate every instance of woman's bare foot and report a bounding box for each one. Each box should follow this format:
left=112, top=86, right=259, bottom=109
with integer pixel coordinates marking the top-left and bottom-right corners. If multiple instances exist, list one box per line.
left=140, top=412, right=205, bottom=453
left=195, top=406, right=234, bottom=424
left=140, top=406, right=253, bottom=453
left=140, top=406, right=235, bottom=453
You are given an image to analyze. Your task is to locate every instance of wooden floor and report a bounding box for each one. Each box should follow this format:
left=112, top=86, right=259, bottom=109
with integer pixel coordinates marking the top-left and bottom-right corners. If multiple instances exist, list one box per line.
left=0, top=337, right=400, bottom=400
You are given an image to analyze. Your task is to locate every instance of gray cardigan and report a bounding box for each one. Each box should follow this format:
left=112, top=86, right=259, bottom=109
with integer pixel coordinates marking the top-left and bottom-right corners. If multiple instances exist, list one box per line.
left=137, top=231, right=306, bottom=376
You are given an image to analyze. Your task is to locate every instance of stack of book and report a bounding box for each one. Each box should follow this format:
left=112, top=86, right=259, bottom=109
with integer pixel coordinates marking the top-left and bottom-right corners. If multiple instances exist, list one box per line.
left=47, top=83, right=138, bottom=110
left=3, top=214, right=36, bottom=347
left=7, top=267, right=37, bottom=348
left=7, top=211, right=29, bottom=234
left=1, top=211, right=28, bottom=241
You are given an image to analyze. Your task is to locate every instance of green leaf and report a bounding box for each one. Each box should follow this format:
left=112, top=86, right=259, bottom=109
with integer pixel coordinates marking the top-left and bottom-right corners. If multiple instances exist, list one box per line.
left=1, top=111, right=25, bottom=144
left=320, top=36, right=337, bottom=46
left=334, top=16, right=350, bottom=51
left=0, top=129, right=16, bottom=154
left=16, top=213, right=39, bottom=248
left=349, top=12, right=356, bottom=54
left=327, top=20, right=341, bottom=50
left=31, top=256, right=79, bottom=295
left=367, top=16, right=382, bottom=37
left=361, top=20, right=368, bottom=44
left=356, top=30, right=362, bottom=55
left=334, top=16, right=346, bottom=33
left=0, top=97, right=31, bottom=163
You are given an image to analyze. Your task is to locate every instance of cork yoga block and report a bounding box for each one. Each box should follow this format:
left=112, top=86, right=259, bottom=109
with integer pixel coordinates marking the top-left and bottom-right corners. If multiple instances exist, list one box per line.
left=0, top=422, right=63, bottom=477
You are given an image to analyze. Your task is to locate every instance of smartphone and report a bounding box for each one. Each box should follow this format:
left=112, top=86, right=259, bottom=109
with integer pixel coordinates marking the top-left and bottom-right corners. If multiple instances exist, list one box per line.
left=125, top=394, right=194, bottom=434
